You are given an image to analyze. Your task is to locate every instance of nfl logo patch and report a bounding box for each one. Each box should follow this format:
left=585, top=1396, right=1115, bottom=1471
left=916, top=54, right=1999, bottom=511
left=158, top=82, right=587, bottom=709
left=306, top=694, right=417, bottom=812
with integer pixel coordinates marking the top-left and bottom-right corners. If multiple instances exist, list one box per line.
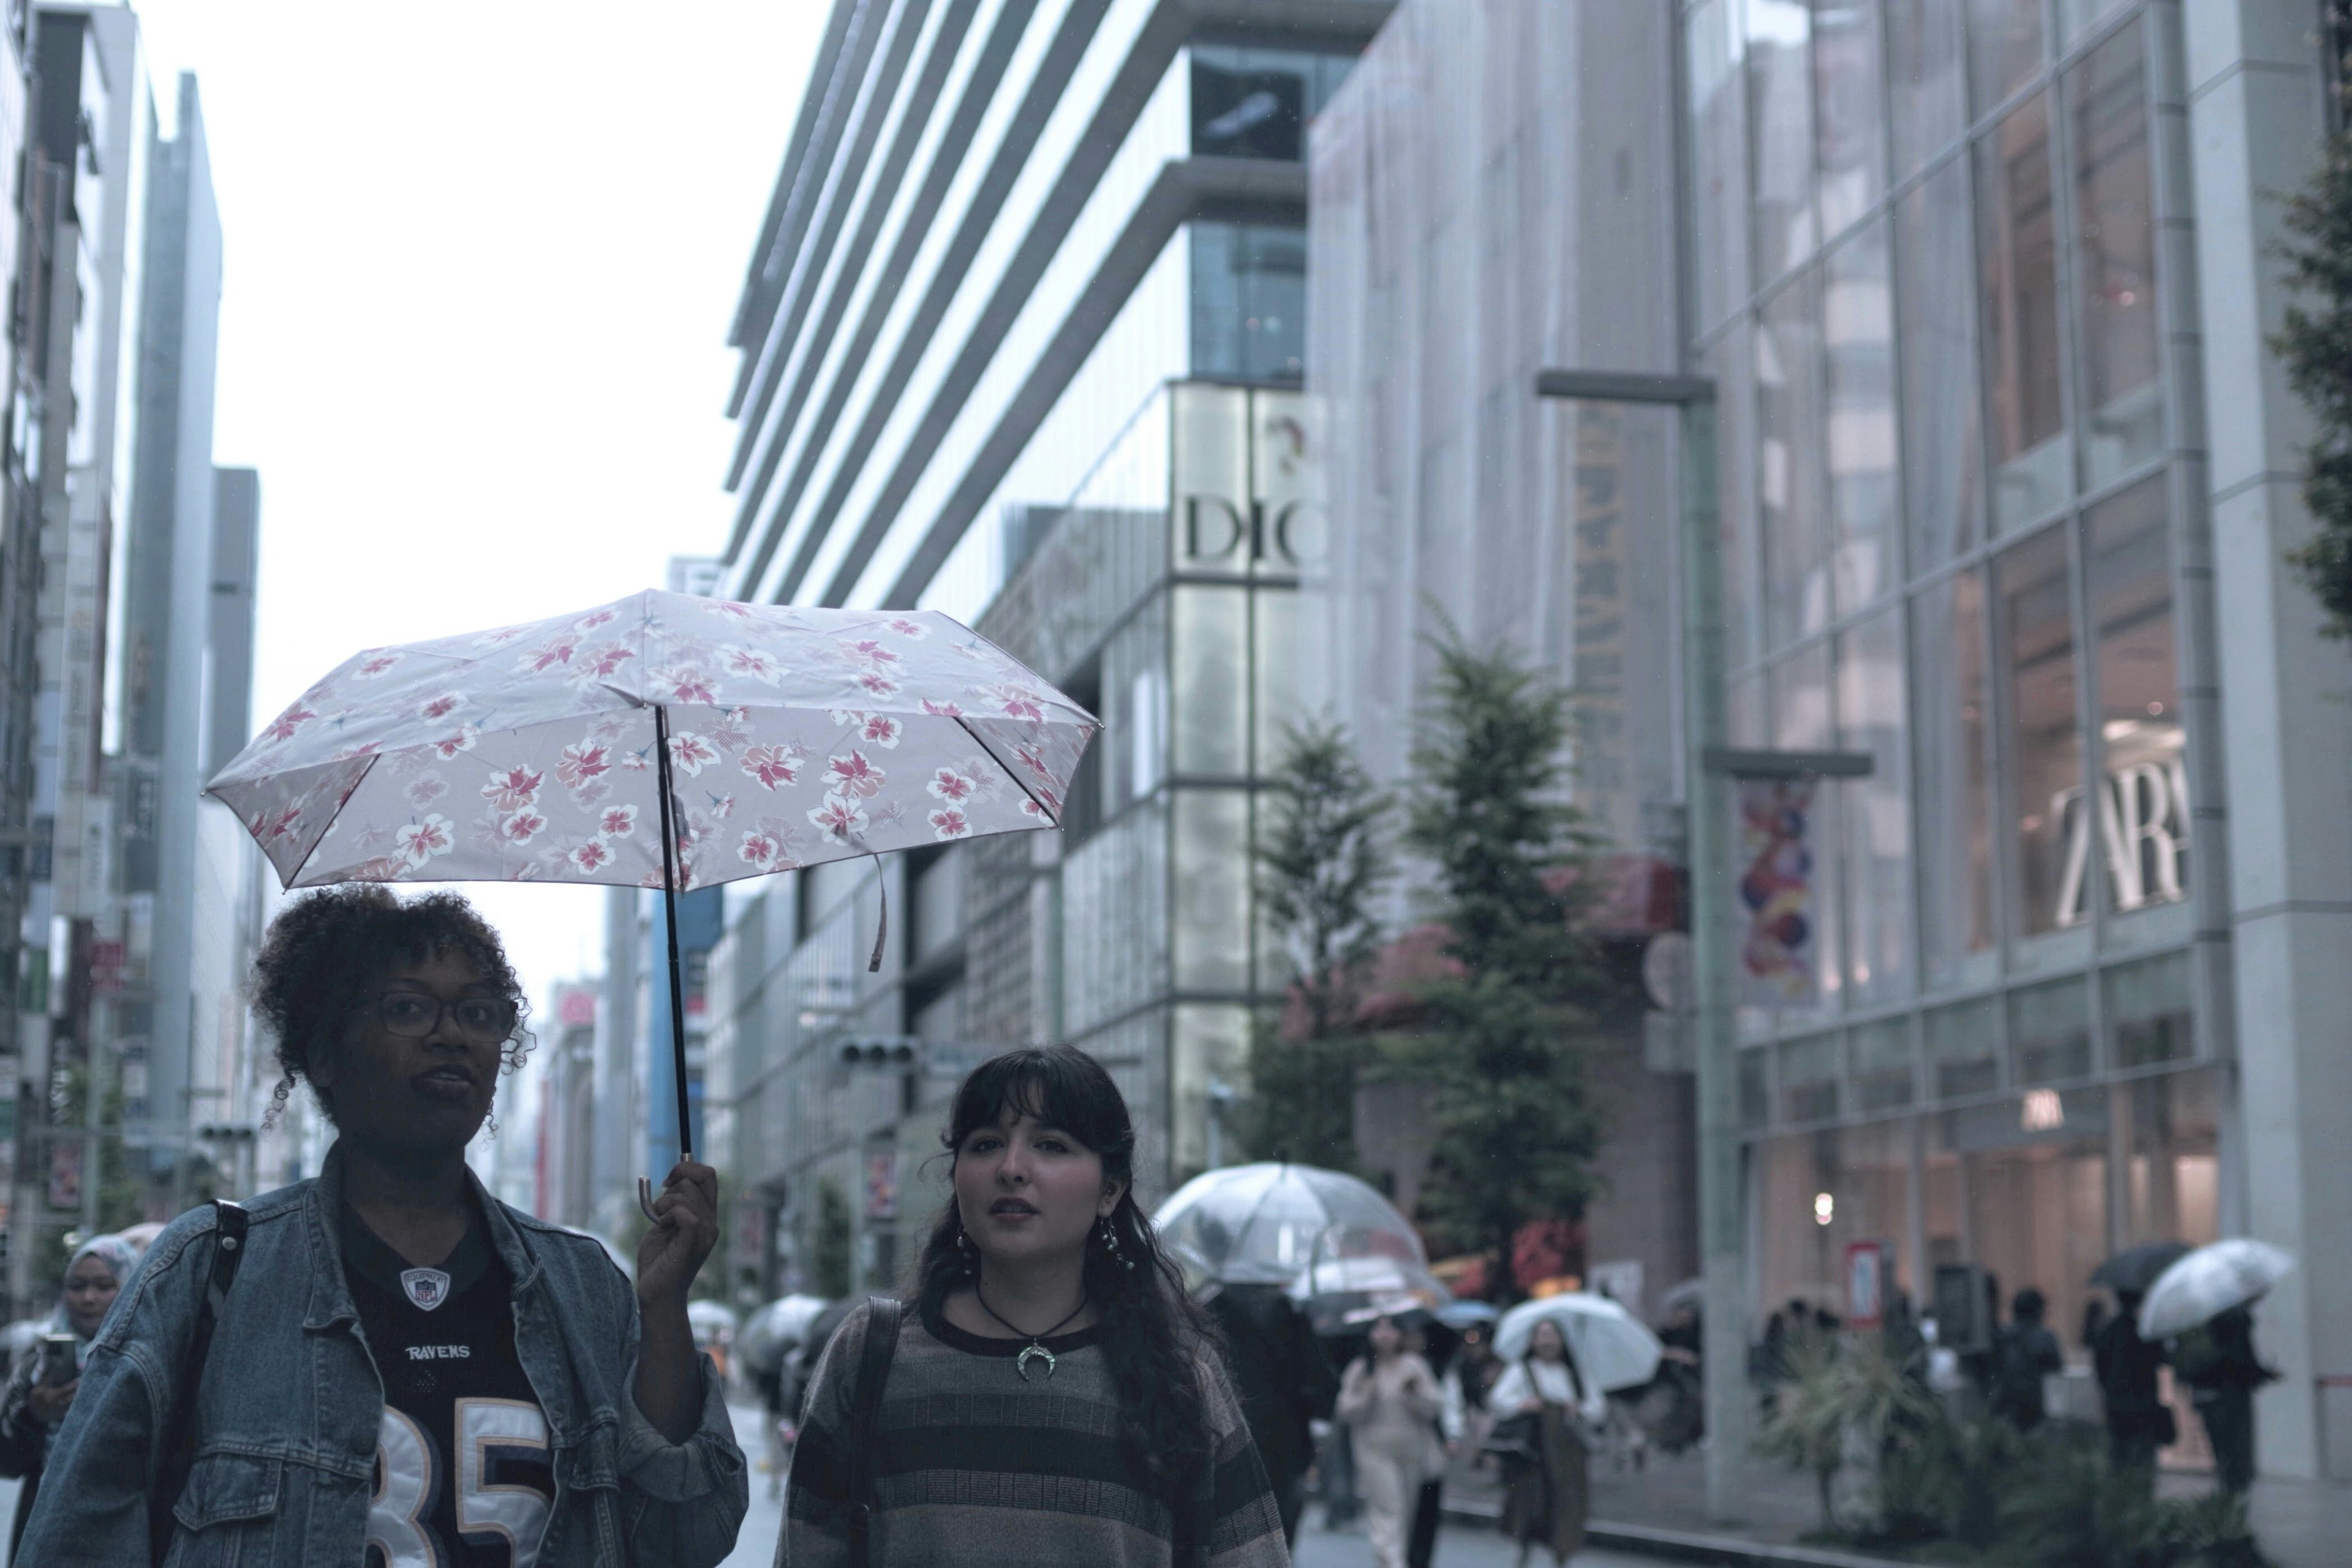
left=401, top=1268, right=452, bottom=1311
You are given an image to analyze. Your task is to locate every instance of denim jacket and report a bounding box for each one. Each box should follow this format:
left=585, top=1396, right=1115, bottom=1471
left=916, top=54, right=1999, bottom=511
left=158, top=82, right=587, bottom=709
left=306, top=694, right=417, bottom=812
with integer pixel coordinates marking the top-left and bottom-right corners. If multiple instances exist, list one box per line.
left=15, top=1145, right=748, bottom=1567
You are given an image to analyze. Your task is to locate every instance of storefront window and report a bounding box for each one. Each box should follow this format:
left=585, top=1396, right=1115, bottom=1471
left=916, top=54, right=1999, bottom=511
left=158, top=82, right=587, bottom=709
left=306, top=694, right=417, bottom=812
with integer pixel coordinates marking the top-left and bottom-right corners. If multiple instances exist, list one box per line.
left=2010, top=975, right=2091, bottom=1083
left=1999, top=526, right=2082, bottom=940
left=1885, top=0, right=1966, bottom=179
left=1741, top=1044, right=1771, bottom=1130
left=1756, top=1121, right=1915, bottom=1316
left=1687, top=0, right=1748, bottom=329
left=1172, top=584, right=1248, bottom=773
left=1781, top=1033, right=1840, bottom=1123
left=1191, top=223, right=1306, bottom=382
left=1853, top=1016, right=1917, bottom=1110
left=2087, top=477, right=2184, bottom=919
left=1711, top=325, right=1761, bottom=668
left=1823, top=222, right=1898, bottom=612
left=1913, top=569, right=1996, bottom=987
left=1977, top=92, right=2068, bottom=533
left=1813, top=1, right=1882, bottom=239
left=2057, top=0, right=2134, bottom=49
left=1966, top=0, right=2045, bottom=118
left=1950, top=1085, right=2107, bottom=1358
left=1758, top=277, right=1829, bottom=648
left=2108, top=949, right=2193, bottom=1067
left=2070, top=18, right=2161, bottom=489
left=1839, top=608, right=1910, bottom=1002
left=1928, top=995, right=2000, bottom=1099
left=1172, top=788, right=1251, bottom=992
left=1773, top=641, right=1841, bottom=1008
left=1896, top=162, right=1983, bottom=573
left=2116, top=1068, right=2219, bottom=1248
left=1747, top=0, right=1816, bottom=282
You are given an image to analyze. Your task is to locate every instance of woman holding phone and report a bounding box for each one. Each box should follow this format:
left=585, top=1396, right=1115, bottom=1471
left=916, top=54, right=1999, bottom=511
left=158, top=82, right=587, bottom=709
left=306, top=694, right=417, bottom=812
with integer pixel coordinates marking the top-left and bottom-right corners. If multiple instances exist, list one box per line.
left=0, top=1233, right=142, bottom=1553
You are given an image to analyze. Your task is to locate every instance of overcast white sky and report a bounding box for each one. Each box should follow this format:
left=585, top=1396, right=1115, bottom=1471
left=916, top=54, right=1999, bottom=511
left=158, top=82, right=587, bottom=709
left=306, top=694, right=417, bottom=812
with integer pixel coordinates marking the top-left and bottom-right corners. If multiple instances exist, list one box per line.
left=126, top=2, right=820, bottom=1011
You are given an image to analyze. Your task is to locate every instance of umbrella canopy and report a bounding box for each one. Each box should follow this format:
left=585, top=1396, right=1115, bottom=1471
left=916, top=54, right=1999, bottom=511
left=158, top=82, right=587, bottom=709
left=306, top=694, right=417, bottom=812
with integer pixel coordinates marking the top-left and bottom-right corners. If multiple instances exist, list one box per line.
left=1437, top=1299, right=1499, bottom=1329
left=737, top=1293, right=835, bottom=1376
left=1286, top=1256, right=1453, bottom=1333
left=1494, top=1292, right=1665, bottom=1393
left=2139, top=1239, right=2296, bottom=1340
left=2091, top=1242, right=2191, bottom=1295
left=1153, top=1163, right=1427, bottom=1287
left=685, top=1300, right=739, bottom=1335
left=207, top=591, right=1095, bottom=892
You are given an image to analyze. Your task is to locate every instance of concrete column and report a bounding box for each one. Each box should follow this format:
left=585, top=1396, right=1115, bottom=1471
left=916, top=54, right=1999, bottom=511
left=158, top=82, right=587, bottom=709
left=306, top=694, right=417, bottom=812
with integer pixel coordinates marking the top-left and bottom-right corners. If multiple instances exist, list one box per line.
left=2184, top=0, right=2352, bottom=1482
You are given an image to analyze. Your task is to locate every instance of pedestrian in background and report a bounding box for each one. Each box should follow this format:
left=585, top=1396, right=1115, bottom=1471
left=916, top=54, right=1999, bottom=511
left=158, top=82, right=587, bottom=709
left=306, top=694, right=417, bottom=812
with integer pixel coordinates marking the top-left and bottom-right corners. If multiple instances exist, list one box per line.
left=1489, top=1316, right=1604, bottom=1568
left=2173, top=1303, right=2277, bottom=1494
left=1337, top=1313, right=1444, bottom=1568
left=783, top=1045, right=1287, bottom=1566
left=2094, top=1289, right=2174, bottom=1492
left=1991, top=1287, right=2064, bottom=1431
left=17, top=887, right=746, bottom=1567
left=0, top=1232, right=141, bottom=1553
left=1204, top=1280, right=1333, bottom=1545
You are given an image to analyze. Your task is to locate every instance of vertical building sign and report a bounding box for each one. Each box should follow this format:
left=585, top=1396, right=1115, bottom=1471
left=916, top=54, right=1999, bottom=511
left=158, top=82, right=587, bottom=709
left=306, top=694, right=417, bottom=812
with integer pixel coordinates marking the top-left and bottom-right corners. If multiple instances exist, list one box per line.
left=1738, top=778, right=1817, bottom=1005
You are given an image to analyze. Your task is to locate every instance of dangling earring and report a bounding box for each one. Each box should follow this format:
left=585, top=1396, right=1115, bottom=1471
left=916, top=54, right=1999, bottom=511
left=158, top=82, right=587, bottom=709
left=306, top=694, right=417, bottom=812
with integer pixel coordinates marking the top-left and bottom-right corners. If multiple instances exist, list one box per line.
left=1098, top=1215, right=1135, bottom=1272
left=955, top=1218, right=978, bottom=1276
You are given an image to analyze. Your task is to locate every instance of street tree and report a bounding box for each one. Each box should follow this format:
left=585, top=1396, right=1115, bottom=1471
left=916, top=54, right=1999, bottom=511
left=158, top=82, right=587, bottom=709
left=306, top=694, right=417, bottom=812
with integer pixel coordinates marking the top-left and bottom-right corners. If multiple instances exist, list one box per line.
left=1240, top=722, right=1390, bottom=1169
left=1402, top=627, right=1608, bottom=1294
left=2275, top=121, right=2352, bottom=632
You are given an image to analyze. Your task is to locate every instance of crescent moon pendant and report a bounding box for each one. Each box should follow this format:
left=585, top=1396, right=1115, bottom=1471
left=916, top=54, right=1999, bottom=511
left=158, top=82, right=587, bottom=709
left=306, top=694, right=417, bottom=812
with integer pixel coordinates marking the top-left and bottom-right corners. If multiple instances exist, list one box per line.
left=1016, top=1342, right=1057, bottom=1381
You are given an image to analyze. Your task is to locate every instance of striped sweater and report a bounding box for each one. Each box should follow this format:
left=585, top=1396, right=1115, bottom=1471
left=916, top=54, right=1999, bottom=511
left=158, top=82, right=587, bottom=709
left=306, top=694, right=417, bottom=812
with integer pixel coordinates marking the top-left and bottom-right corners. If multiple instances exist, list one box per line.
left=781, top=1300, right=1289, bottom=1567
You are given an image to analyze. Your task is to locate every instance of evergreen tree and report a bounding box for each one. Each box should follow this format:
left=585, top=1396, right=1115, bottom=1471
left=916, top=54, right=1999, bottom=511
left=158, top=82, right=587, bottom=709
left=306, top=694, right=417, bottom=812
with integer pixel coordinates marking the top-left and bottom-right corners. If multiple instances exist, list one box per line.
left=2275, top=126, right=2352, bottom=632
left=1401, top=628, right=1608, bottom=1295
left=1240, top=722, right=1390, bottom=1169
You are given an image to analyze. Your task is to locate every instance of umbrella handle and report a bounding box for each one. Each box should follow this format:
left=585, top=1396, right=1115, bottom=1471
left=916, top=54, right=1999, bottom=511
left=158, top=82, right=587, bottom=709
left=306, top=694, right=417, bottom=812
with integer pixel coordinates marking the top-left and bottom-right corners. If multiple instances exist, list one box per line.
left=639, top=1175, right=673, bottom=1227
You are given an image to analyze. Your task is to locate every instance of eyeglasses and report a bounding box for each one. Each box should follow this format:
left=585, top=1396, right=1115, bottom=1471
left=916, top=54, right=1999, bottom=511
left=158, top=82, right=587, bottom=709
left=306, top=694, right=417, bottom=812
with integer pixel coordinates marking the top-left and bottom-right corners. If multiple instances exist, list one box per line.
left=372, top=990, right=516, bottom=1044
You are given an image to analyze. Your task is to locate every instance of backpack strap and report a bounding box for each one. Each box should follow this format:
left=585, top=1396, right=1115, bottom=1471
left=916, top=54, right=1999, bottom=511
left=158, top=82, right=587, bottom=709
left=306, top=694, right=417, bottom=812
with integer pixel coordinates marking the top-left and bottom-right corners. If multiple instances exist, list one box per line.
left=150, top=1200, right=249, bottom=1564
left=842, top=1295, right=903, bottom=1568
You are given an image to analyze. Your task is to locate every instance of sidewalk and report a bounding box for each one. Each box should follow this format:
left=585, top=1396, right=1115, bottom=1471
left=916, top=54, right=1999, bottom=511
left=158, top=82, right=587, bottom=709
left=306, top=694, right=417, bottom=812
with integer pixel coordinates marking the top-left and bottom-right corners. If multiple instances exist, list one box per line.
left=1433, top=1444, right=2351, bottom=1568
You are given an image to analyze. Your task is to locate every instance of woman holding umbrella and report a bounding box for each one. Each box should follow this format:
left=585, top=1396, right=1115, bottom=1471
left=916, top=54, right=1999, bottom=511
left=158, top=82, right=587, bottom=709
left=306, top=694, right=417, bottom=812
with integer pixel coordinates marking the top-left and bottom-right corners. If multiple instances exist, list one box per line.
left=17, top=886, right=747, bottom=1567
left=1336, top=1313, right=1446, bottom=1568
left=1488, top=1317, right=1607, bottom=1568
left=784, top=1044, right=1287, bottom=1566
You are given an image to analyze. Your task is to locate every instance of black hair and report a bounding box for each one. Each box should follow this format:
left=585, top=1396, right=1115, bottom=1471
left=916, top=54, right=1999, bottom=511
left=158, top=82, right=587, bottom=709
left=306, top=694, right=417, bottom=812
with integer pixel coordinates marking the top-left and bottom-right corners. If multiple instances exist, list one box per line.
left=913, top=1045, right=1218, bottom=1501
left=2014, top=1287, right=2048, bottom=1322
left=249, top=884, right=530, bottom=1127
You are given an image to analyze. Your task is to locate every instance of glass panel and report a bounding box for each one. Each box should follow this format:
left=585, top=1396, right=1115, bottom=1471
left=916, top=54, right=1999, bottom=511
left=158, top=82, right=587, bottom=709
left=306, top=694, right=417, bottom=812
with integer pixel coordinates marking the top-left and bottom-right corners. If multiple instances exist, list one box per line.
left=1741, top=1045, right=1772, bottom=1129
left=1709, top=323, right=1761, bottom=669
left=1913, top=570, right=1997, bottom=984
left=2108, top=949, right=2193, bottom=1068
left=1103, top=601, right=1169, bottom=813
left=1885, top=0, right=1967, bottom=179
left=1189, top=46, right=1308, bottom=161
left=1977, top=92, right=2068, bottom=532
left=1813, top=1, right=1883, bottom=239
left=1747, top=0, right=1817, bottom=282
left=2087, top=476, right=2185, bottom=918
left=1896, top=160, right=1983, bottom=571
left=1172, top=585, right=1248, bottom=773
left=1756, top=1121, right=1917, bottom=1318
left=2117, top=1068, right=2219, bottom=1248
left=1966, top=0, right=2045, bottom=118
left=2056, top=0, right=2133, bottom=49
left=1823, top=222, right=1898, bottom=611
left=1190, top=222, right=1306, bottom=382
left=1758, top=277, right=1829, bottom=648
left=2011, top=975, right=2092, bottom=1082
left=1840, top=608, right=1911, bottom=1003
left=1688, top=0, right=1749, bottom=328
left=1061, top=799, right=1171, bottom=1036
left=1999, top=525, right=2082, bottom=938
left=1854, top=1017, right=1917, bottom=1110
left=1956, top=1087, right=2108, bottom=1362
left=1172, top=789, right=1251, bottom=992
left=1252, top=588, right=1296, bottom=775
left=1772, top=642, right=1841, bottom=1009
left=1170, top=1003, right=1251, bottom=1178
left=2070, top=17, right=2161, bottom=489
left=1780, top=1033, right=1840, bottom=1122
left=1928, top=995, right=2000, bottom=1099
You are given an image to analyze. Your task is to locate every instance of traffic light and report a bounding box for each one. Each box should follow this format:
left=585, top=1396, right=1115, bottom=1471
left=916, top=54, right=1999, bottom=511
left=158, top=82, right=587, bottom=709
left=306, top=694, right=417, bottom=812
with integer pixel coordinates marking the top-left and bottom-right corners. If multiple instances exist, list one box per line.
left=836, top=1038, right=919, bottom=1068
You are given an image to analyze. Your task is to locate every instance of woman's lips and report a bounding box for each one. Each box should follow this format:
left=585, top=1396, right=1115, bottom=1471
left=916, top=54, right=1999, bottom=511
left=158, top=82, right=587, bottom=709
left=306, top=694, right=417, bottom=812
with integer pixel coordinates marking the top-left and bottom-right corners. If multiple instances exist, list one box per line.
left=988, top=1199, right=1039, bottom=1219
left=413, top=1066, right=478, bottom=1104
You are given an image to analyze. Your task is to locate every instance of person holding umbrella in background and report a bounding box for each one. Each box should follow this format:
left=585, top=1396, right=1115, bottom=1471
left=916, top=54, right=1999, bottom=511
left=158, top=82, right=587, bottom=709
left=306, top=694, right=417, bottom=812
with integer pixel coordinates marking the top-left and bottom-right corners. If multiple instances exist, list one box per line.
left=1336, top=1312, right=1446, bottom=1568
left=16, top=888, right=747, bottom=1566
left=1488, top=1316, right=1605, bottom=1568
left=2136, top=1237, right=2296, bottom=1496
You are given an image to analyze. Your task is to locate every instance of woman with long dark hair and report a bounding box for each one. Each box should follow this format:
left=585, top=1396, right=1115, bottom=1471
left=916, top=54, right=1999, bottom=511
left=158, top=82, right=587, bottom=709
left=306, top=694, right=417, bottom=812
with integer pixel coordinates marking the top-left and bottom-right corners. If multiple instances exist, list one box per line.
left=782, top=1044, right=1288, bottom=1566
left=1489, top=1316, right=1604, bottom=1567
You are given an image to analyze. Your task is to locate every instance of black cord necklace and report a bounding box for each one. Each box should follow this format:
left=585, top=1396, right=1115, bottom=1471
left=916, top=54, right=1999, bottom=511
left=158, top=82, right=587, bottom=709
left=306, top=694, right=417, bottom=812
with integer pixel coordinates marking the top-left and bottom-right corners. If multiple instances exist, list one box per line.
left=973, top=1283, right=1087, bottom=1382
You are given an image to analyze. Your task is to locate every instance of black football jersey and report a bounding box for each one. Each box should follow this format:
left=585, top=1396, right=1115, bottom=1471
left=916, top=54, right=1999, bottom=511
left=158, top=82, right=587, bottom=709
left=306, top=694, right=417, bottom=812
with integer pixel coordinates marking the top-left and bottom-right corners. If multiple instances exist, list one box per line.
left=342, top=1204, right=554, bottom=1568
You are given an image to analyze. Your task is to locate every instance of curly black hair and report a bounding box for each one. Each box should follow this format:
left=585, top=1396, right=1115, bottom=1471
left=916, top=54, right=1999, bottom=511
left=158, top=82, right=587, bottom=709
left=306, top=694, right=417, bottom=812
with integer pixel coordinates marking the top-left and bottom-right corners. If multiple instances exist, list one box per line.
left=250, top=884, right=532, bottom=1128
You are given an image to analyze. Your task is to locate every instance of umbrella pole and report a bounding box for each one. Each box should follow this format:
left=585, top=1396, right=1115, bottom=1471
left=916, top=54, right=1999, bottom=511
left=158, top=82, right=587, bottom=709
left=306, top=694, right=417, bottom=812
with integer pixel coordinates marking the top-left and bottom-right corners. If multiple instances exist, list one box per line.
left=638, top=706, right=695, bottom=1227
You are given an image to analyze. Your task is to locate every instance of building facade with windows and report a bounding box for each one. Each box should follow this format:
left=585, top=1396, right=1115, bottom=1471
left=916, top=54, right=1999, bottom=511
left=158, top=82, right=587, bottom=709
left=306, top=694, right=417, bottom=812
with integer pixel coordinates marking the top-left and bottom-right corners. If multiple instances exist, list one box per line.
left=699, top=0, right=1386, bottom=1303
left=1310, top=0, right=2352, bottom=1480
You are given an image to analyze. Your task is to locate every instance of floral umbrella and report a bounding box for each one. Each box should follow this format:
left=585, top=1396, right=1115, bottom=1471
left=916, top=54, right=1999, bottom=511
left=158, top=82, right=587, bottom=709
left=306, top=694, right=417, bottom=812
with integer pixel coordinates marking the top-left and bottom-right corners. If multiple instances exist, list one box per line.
left=206, top=589, right=1097, bottom=1207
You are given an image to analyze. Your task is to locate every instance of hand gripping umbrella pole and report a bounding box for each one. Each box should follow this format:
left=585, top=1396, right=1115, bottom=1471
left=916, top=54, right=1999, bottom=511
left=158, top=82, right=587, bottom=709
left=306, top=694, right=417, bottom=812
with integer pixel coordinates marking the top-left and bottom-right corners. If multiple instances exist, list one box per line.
left=639, top=705, right=695, bottom=1228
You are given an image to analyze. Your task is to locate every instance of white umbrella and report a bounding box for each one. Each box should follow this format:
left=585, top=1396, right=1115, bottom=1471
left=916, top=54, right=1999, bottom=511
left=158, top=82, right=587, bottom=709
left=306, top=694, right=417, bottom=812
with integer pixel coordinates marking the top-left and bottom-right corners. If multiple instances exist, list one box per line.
left=2138, top=1239, right=2296, bottom=1340
left=685, top=1299, right=739, bottom=1334
left=1286, top=1255, right=1453, bottom=1333
left=737, top=1294, right=833, bottom=1376
left=1154, top=1163, right=1426, bottom=1287
left=1494, top=1292, right=1664, bottom=1393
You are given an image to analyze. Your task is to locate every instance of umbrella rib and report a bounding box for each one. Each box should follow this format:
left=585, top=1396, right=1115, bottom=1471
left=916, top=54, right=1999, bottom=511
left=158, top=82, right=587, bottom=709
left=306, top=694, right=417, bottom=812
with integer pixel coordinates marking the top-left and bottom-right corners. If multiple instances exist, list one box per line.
left=953, top=716, right=1056, bottom=824
left=284, top=752, right=385, bottom=887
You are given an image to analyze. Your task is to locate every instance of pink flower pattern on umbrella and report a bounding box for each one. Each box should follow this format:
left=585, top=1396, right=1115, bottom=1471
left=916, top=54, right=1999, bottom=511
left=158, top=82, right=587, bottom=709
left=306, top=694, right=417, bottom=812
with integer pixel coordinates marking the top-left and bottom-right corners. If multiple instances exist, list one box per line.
left=927, top=767, right=976, bottom=804
left=660, top=666, right=717, bottom=704
left=396, top=815, right=455, bottom=867
left=737, top=830, right=782, bottom=869
left=568, top=839, right=615, bottom=874
left=573, top=643, right=636, bottom=680
left=807, top=795, right=867, bottom=843
left=557, top=739, right=611, bottom=793
left=499, top=809, right=547, bottom=845
left=667, top=733, right=718, bottom=775
left=929, top=807, right=970, bottom=840
left=405, top=774, right=448, bottom=808
left=825, top=750, right=885, bottom=797
left=888, top=617, right=927, bottom=639
left=861, top=715, right=903, bottom=749
left=839, top=639, right=901, bottom=668
left=994, top=687, right=1047, bottom=725
left=353, top=652, right=402, bottom=679
left=261, top=705, right=317, bottom=744
left=741, top=745, right=801, bottom=790
left=252, top=805, right=303, bottom=843
left=722, top=646, right=785, bottom=684
left=481, top=766, right=545, bottom=813
left=919, top=698, right=964, bottom=717
left=520, top=636, right=579, bottom=673
left=857, top=670, right=901, bottom=698
left=429, top=726, right=480, bottom=761
left=600, top=805, right=638, bottom=839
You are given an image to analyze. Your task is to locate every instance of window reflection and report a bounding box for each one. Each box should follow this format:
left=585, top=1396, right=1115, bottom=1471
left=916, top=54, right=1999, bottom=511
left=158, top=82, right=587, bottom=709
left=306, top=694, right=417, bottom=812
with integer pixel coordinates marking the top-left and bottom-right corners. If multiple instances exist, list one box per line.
left=1966, top=0, right=2044, bottom=118
left=2071, top=17, right=2161, bottom=488
left=1190, top=223, right=1305, bottom=382
left=2108, top=949, right=2193, bottom=1069
left=2087, top=476, right=2184, bottom=918
left=1687, top=0, right=1747, bottom=328
left=1823, top=223, right=1896, bottom=611
left=1998, top=525, right=2080, bottom=939
left=1896, top=161, right=1982, bottom=571
left=1928, top=995, right=2000, bottom=1098
left=1913, top=569, right=1996, bottom=984
left=1772, top=641, right=1840, bottom=1009
left=1884, top=0, right=1966, bottom=179
left=1853, top=1017, right=1917, bottom=1111
left=1977, top=92, right=2068, bottom=532
left=2011, top=975, right=2090, bottom=1082
left=1747, top=0, right=1815, bottom=281
left=1812, top=1, right=1880, bottom=238
left=1839, top=608, right=1910, bottom=1003
left=1757, top=277, right=1828, bottom=647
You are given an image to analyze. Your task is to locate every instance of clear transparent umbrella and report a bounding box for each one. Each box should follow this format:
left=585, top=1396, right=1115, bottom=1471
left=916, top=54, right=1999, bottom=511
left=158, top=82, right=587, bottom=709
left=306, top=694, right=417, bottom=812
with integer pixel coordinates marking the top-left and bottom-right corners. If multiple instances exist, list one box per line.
left=1493, top=1293, right=1665, bottom=1393
left=1153, top=1163, right=1427, bottom=1287
left=2138, top=1239, right=2296, bottom=1340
